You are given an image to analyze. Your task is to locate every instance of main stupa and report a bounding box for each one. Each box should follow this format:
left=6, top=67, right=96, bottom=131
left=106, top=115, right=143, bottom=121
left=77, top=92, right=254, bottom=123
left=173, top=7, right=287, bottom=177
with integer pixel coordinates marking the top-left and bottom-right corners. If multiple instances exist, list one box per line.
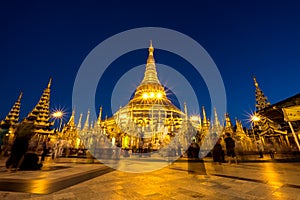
left=103, top=41, right=187, bottom=149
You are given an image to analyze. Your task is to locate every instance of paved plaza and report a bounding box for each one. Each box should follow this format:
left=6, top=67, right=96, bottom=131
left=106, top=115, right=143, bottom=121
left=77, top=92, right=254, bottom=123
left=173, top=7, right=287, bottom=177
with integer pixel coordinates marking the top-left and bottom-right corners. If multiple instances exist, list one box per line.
left=0, top=155, right=300, bottom=200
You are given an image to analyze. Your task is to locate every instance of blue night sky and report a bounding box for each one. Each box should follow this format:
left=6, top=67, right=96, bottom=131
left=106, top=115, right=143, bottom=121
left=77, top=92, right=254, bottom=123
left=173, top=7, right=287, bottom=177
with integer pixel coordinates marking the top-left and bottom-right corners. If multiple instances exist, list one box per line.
left=0, top=0, right=300, bottom=127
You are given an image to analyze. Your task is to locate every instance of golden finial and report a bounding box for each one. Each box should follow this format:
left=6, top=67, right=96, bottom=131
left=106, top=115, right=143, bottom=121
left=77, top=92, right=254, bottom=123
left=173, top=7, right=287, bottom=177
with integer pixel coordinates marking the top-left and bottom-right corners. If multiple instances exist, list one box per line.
left=253, top=76, right=259, bottom=87
left=147, top=40, right=155, bottom=63
left=18, top=92, right=23, bottom=101
left=48, top=77, right=52, bottom=88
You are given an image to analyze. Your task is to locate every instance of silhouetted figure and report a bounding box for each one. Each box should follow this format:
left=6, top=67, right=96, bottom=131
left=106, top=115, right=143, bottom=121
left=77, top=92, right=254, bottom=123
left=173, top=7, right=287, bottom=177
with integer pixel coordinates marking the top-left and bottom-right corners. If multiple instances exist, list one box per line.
left=19, top=152, right=42, bottom=170
left=41, top=138, right=51, bottom=163
left=188, top=139, right=200, bottom=158
left=224, top=133, right=237, bottom=165
left=267, top=141, right=276, bottom=159
left=138, top=139, right=144, bottom=157
left=5, top=122, right=35, bottom=171
left=188, top=140, right=206, bottom=175
left=256, top=141, right=264, bottom=158
left=6, top=134, right=31, bottom=171
left=212, top=138, right=223, bottom=164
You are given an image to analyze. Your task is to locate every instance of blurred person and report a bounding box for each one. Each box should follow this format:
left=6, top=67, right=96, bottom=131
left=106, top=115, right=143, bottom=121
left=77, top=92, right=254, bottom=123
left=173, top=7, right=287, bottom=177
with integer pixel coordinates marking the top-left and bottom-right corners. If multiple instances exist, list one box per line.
left=256, top=141, right=264, bottom=158
left=224, top=133, right=237, bottom=165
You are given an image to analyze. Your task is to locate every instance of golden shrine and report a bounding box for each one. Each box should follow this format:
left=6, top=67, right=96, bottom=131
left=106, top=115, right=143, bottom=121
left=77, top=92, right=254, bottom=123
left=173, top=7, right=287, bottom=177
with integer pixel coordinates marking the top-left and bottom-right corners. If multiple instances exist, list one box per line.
left=97, top=41, right=191, bottom=150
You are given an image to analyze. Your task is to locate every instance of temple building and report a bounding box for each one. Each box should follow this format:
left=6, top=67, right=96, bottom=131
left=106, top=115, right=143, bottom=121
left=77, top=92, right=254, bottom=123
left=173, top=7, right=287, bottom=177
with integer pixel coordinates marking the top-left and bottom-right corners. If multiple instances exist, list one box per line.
left=98, top=42, right=190, bottom=150
left=74, top=42, right=253, bottom=153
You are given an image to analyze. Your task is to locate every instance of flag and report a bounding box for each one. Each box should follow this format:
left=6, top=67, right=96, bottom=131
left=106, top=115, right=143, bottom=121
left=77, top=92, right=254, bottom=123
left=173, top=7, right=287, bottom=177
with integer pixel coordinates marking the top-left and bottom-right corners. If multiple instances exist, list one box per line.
left=282, top=106, right=300, bottom=122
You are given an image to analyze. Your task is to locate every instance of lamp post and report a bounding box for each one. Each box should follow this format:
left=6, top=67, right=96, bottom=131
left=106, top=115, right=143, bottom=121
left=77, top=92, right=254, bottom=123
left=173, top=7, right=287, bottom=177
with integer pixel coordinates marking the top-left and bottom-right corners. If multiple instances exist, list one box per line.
left=251, top=113, right=261, bottom=141
left=52, top=111, right=64, bottom=132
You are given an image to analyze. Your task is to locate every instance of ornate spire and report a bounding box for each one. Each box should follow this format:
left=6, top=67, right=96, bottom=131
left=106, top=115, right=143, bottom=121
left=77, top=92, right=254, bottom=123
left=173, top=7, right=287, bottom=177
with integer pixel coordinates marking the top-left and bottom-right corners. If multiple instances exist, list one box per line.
left=48, top=77, right=52, bottom=89
left=184, top=102, right=188, bottom=121
left=77, top=113, right=83, bottom=130
left=213, top=107, right=220, bottom=127
left=83, top=110, right=90, bottom=130
left=253, top=76, right=270, bottom=111
left=201, top=106, right=210, bottom=133
left=67, top=110, right=76, bottom=127
left=1, top=92, right=23, bottom=128
left=224, top=113, right=233, bottom=134
left=97, top=106, right=102, bottom=125
left=202, top=106, right=208, bottom=125
left=140, top=41, right=161, bottom=85
left=60, top=110, right=76, bottom=139
left=235, top=118, right=245, bottom=135
left=24, top=78, right=54, bottom=135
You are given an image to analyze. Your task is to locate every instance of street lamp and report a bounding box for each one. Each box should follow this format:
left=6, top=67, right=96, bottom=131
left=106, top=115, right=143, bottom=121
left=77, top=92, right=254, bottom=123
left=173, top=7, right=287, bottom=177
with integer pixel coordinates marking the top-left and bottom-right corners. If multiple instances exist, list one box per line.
left=251, top=113, right=261, bottom=141
left=251, top=114, right=260, bottom=123
left=52, top=110, right=64, bottom=132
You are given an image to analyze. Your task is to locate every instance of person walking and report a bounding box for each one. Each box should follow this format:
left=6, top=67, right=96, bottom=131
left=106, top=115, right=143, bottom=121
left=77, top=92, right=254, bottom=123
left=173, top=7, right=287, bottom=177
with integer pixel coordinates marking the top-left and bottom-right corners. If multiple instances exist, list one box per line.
left=224, top=133, right=237, bottom=165
left=212, top=138, right=223, bottom=164
left=267, top=141, right=276, bottom=159
left=256, top=141, right=264, bottom=158
left=41, top=138, right=50, bottom=163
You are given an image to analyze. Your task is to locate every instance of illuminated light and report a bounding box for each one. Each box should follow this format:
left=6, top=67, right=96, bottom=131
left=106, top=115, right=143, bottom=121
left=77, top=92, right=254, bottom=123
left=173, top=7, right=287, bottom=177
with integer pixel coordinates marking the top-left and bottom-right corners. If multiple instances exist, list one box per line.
left=142, top=93, right=149, bottom=99
left=52, top=111, right=63, bottom=118
left=156, top=92, right=162, bottom=99
left=251, top=115, right=260, bottom=122
left=51, top=109, right=65, bottom=132
left=190, top=115, right=200, bottom=122
left=150, top=92, right=155, bottom=98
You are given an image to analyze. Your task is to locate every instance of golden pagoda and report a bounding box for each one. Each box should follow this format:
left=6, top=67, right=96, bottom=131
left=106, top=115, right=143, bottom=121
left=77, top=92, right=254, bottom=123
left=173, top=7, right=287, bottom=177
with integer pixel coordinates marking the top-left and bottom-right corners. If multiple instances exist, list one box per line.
left=23, top=78, right=54, bottom=139
left=0, top=92, right=22, bottom=145
left=1, top=92, right=22, bottom=128
left=59, top=110, right=83, bottom=149
left=254, top=76, right=270, bottom=111
left=252, top=76, right=286, bottom=142
left=235, top=118, right=253, bottom=151
left=103, top=41, right=186, bottom=149
left=224, top=113, right=234, bottom=135
left=201, top=106, right=210, bottom=133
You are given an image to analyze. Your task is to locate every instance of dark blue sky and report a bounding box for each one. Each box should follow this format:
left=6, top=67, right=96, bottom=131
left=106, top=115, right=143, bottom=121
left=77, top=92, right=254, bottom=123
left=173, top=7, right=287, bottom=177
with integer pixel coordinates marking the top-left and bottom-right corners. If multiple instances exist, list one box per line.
left=1, top=0, right=300, bottom=127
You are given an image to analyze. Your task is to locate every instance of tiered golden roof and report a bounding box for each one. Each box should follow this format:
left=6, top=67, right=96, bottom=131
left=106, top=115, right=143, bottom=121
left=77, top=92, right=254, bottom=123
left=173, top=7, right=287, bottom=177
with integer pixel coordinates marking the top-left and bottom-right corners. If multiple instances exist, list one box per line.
left=253, top=76, right=270, bottom=111
left=23, top=78, right=54, bottom=135
left=1, top=92, right=22, bottom=128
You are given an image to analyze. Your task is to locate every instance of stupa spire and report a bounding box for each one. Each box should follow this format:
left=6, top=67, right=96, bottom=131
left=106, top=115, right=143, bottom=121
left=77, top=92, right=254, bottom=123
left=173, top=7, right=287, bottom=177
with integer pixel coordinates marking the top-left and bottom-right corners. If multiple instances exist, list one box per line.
left=202, top=106, right=208, bottom=125
left=224, top=113, right=233, bottom=134
left=213, top=107, right=220, bottom=127
left=235, top=118, right=245, bottom=134
left=97, top=106, right=102, bottom=125
left=83, top=110, right=90, bottom=130
left=184, top=102, right=188, bottom=121
left=60, top=109, right=77, bottom=139
left=253, top=76, right=270, bottom=111
left=47, top=77, right=52, bottom=89
left=77, top=113, right=83, bottom=130
left=140, top=41, right=161, bottom=85
left=66, top=110, right=76, bottom=127
left=1, top=92, right=23, bottom=128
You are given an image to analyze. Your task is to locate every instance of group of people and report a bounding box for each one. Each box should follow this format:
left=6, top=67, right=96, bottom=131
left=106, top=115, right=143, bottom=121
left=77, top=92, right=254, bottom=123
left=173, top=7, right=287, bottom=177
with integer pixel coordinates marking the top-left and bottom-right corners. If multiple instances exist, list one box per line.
left=212, top=133, right=238, bottom=165
left=212, top=132, right=280, bottom=165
